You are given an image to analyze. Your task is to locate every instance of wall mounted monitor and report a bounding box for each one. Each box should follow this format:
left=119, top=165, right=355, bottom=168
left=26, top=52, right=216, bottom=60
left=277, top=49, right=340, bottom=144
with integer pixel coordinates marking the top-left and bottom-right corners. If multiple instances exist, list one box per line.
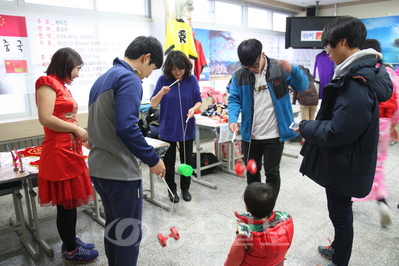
left=285, top=16, right=340, bottom=49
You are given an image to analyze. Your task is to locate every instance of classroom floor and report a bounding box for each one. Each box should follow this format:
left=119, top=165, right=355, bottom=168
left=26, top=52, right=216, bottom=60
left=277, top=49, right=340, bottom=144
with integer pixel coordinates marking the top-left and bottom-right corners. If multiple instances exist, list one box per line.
left=0, top=139, right=398, bottom=266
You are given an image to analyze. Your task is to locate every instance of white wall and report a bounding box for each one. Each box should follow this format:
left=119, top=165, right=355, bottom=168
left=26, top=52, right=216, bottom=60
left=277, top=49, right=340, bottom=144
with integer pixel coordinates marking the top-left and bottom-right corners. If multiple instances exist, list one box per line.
left=317, top=0, right=399, bottom=18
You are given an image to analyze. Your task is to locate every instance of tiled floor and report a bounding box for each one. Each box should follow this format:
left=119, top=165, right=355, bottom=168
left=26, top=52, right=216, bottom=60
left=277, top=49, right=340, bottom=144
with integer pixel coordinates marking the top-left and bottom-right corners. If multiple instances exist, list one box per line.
left=0, top=139, right=398, bottom=266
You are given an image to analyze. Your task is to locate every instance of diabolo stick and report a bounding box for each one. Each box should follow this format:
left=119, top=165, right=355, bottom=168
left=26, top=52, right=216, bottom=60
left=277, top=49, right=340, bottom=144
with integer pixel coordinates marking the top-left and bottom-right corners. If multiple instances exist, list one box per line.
left=161, top=177, right=175, bottom=198
left=168, top=79, right=179, bottom=87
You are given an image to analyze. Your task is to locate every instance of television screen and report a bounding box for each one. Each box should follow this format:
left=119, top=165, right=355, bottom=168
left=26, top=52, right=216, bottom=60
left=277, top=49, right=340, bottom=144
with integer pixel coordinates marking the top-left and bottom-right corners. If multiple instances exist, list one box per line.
left=285, top=16, right=340, bottom=49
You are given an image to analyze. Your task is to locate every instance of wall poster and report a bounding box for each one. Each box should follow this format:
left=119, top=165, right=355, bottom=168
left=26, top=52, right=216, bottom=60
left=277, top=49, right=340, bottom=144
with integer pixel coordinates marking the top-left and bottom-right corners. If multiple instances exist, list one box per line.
left=0, top=12, right=151, bottom=117
left=193, top=28, right=284, bottom=82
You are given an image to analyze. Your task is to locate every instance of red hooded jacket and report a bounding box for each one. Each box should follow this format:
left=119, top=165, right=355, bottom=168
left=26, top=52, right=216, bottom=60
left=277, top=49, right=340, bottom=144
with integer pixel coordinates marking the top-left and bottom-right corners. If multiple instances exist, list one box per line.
left=224, top=211, right=294, bottom=266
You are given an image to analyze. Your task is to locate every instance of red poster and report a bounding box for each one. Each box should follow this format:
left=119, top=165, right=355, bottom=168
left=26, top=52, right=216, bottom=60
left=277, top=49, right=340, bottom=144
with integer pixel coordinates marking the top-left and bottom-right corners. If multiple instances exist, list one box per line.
left=4, top=60, right=28, bottom=73
left=0, top=14, right=28, bottom=37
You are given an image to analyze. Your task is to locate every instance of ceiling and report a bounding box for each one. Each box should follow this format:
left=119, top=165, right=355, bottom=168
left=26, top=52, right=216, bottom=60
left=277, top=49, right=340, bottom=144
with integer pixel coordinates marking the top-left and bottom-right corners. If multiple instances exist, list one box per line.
left=245, top=0, right=376, bottom=13
left=273, top=0, right=361, bottom=8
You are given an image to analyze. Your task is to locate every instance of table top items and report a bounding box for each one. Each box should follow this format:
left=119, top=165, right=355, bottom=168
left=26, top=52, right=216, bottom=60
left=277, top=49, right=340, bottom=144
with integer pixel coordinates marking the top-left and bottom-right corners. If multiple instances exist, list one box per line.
left=1, top=147, right=39, bottom=183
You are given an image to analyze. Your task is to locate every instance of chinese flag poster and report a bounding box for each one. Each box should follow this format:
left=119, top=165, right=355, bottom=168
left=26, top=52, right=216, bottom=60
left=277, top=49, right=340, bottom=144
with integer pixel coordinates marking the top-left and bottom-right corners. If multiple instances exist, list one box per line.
left=4, top=60, right=28, bottom=73
left=0, top=14, right=28, bottom=37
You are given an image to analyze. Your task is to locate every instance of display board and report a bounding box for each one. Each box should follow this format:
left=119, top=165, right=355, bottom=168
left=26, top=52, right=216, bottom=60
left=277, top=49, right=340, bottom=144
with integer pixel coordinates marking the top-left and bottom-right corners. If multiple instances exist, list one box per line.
left=193, top=28, right=283, bottom=81
left=361, top=16, right=399, bottom=65
left=0, top=12, right=151, bottom=116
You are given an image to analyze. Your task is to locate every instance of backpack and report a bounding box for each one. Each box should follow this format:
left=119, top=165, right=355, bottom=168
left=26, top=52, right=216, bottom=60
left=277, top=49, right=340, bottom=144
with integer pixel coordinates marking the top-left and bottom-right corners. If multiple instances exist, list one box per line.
left=189, top=152, right=218, bottom=176
left=139, top=107, right=160, bottom=139
left=148, top=107, right=160, bottom=125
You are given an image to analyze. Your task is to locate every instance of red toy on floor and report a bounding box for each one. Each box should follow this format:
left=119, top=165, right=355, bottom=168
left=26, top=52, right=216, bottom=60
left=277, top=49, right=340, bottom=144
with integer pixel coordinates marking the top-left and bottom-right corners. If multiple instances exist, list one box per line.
left=157, top=227, right=180, bottom=247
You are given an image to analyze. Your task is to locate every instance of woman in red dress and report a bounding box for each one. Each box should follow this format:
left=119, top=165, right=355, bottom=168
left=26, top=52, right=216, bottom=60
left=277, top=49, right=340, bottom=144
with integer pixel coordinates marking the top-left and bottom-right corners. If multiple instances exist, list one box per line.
left=35, top=47, right=98, bottom=263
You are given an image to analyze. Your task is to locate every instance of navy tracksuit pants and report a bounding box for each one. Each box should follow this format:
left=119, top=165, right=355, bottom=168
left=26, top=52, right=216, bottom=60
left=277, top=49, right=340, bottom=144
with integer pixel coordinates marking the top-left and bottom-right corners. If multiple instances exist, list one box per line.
left=91, top=176, right=143, bottom=266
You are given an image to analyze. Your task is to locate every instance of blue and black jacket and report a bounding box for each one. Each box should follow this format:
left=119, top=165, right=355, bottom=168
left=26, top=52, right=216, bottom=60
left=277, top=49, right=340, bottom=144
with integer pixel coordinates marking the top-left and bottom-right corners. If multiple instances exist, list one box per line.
left=228, top=57, right=309, bottom=142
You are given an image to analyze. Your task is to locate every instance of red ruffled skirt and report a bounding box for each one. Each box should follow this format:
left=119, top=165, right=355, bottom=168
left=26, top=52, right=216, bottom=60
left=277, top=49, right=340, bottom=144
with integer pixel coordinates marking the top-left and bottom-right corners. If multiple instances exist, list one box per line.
left=38, top=131, right=94, bottom=209
left=38, top=168, right=94, bottom=209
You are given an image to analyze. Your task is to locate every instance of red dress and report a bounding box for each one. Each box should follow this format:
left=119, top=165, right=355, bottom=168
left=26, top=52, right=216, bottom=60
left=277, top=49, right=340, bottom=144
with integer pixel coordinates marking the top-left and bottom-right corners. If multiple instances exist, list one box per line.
left=35, top=75, right=94, bottom=209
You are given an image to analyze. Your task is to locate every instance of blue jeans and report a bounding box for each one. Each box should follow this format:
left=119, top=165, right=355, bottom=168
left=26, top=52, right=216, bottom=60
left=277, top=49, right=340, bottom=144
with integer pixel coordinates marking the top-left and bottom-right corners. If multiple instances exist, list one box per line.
left=326, top=189, right=353, bottom=266
left=91, top=177, right=143, bottom=266
left=242, top=138, right=284, bottom=196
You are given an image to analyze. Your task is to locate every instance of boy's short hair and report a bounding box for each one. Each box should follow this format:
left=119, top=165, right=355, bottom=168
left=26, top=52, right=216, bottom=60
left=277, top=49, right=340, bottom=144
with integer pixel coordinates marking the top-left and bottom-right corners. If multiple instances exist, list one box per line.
left=321, top=16, right=366, bottom=49
left=237, top=39, right=262, bottom=67
left=361, top=39, right=383, bottom=64
left=45, top=47, right=83, bottom=81
left=361, top=39, right=381, bottom=53
left=124, top=36, right=164, bottom=69
left=244, top=182, right=276, bottom=219
left=162, top=50, right=193, bottom=79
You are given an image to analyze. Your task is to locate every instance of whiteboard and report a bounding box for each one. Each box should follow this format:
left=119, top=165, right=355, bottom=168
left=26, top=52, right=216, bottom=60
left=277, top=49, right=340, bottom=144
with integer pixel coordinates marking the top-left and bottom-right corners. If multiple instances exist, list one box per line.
left=0, top=12, right=151, bottom=115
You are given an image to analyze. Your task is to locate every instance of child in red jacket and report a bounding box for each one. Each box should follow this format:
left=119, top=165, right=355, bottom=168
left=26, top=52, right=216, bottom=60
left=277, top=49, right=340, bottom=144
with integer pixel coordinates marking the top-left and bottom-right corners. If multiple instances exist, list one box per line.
left=224, top=182, right=294, bottom=266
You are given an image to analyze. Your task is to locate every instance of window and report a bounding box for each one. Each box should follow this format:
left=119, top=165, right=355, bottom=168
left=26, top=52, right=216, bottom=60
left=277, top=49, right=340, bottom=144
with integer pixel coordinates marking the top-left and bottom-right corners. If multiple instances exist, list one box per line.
left=0, top=94, right=30, bottom=119
left=25, top=0, right=93, bottom=9
left=190, top=0, right=212, bottom=23
left=273, top=12, right=288, bottom=32
left=214, top=1, right=242, bottom=26
left=96, top=0, right=147, bottom=15
left=248, top=7, right=271, bottom=30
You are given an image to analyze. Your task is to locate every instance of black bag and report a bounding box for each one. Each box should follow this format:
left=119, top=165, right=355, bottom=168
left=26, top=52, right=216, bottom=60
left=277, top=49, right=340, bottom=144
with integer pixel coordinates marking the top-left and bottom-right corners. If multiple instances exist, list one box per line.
left=148, top=107, right=160, bottom=125
left=189, top=152, right=218, bottom=176
left=139, top=107, right=160, bottom=139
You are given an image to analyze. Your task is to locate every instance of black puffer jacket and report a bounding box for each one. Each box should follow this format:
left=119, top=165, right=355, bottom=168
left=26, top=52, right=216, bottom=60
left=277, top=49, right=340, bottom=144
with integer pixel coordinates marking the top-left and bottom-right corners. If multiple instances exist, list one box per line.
left=299, top=53, right=392, bottom=198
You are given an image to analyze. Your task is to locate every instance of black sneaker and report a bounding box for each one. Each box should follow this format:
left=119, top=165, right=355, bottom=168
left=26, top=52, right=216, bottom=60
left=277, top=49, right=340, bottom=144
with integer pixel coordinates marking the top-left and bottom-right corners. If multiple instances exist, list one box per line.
left=168, top=191, right=179, bottom=203
left=182, top=190, right=191, bottom=202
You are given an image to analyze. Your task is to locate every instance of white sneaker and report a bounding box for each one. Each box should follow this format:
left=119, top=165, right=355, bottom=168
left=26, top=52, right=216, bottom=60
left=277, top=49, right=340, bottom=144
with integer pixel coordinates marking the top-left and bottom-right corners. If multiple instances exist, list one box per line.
left=379, top=202, right=392, bottom=226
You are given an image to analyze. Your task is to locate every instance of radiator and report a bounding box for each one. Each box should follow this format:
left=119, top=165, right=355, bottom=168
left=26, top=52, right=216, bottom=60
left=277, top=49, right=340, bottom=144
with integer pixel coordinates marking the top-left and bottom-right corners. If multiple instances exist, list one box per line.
left=0, top=136, right=44, bottom=152
left=0, top=129, right=214, bottom=153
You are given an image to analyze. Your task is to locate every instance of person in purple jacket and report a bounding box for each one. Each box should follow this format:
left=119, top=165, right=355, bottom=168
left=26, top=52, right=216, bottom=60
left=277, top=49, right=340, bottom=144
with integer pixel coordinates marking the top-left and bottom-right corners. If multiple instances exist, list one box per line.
left=313, top=50, right=334, bottom=98
left=151, top=50, right=202, bottom=203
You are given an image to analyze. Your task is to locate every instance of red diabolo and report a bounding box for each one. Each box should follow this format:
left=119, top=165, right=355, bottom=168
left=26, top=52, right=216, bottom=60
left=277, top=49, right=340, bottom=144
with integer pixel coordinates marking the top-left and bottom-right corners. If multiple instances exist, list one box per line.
left=247, top=159, right=257, bottom=175
left=157, top=227, right=180, bottom=247
left=235, top=161, right=245, bottom=177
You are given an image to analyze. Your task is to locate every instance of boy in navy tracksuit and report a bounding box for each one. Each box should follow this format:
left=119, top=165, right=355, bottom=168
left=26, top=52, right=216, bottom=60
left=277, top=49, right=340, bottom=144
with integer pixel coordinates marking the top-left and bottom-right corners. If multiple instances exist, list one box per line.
left=88, top=36, right=166, bottom=266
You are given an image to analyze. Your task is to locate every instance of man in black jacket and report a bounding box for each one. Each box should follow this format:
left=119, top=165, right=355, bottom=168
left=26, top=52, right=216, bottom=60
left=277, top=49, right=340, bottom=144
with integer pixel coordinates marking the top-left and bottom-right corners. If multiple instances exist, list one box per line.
left=296, top=16, right=392, bottom=266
